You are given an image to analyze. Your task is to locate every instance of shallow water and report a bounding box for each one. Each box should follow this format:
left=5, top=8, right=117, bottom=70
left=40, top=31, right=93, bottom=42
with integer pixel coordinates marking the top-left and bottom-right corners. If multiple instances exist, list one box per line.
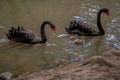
left=0, top=0, right=119, bottom=75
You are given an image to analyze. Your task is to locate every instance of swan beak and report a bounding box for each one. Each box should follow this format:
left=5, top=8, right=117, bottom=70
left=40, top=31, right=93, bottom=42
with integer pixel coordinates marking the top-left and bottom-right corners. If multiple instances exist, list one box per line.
left=53, top=28, right=56, bottom=32
left=107, top=11, right=110, bottom=16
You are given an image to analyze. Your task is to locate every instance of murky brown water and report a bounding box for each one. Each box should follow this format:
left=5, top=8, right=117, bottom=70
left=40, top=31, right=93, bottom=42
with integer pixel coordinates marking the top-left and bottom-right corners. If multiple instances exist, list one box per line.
left=0, top=0, right=119, bottom=75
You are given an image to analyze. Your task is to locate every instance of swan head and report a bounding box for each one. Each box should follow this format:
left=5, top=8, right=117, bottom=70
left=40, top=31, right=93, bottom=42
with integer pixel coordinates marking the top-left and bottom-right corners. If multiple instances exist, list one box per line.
left=102, top=8, right=110, bottom=16
left=53, top=27, right=56, bottom=32
left=49, top=23, right=56, bottom=32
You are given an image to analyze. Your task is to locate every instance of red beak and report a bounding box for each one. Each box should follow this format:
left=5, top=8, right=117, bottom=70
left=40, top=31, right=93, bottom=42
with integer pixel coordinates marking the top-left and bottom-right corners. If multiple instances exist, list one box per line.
left=53, top=27, right=56, bottom=32
left=107, top=11, right=110, bottom=16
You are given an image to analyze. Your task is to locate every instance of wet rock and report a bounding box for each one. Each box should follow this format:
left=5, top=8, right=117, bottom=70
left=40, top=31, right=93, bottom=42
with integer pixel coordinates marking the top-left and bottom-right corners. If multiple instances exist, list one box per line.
left=0, top=72, right=13, bottom=80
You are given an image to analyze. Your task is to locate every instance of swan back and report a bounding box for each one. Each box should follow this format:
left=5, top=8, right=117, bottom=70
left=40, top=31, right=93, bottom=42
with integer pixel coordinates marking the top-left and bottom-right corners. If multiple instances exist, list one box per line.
left=6, top=26, right=39, bottom=43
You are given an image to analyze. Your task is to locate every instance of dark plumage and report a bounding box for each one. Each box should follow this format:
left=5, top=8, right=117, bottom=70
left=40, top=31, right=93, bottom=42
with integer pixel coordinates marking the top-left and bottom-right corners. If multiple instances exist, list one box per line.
left=65, top=8, right=110, bottom=36
left=6, top=21, right=56, bottom=44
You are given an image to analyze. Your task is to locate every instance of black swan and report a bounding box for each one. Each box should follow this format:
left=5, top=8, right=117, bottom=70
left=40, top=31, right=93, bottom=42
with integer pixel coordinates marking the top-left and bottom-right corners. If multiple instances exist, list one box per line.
left=6, top=21, right=56, bottom=44
left=65, top=8, right=110, bottom=36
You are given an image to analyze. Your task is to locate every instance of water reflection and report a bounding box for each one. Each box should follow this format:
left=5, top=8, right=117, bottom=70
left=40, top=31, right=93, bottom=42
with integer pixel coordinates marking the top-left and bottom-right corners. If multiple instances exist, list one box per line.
left=0, top=0, right=119, bottom=75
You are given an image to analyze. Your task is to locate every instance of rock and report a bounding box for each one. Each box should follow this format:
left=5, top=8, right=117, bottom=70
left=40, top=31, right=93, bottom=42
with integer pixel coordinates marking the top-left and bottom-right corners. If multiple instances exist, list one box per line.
left=0, top=72, right=13, bottom=80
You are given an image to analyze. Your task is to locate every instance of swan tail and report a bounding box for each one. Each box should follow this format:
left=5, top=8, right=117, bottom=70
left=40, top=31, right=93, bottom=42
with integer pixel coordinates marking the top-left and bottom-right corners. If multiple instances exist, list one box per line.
left=6, top=26, right=22, bottom=40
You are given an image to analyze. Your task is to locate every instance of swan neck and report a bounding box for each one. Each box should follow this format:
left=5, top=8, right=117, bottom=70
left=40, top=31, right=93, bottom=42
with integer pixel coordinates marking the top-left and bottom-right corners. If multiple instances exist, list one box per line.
left=97, top=10, right=105, bottom=35
left=40, top=22, right=48, bottom=43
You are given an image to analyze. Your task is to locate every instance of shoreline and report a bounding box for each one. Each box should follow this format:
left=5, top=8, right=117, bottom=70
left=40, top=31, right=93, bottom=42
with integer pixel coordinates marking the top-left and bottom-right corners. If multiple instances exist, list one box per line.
left=11, top=49, right=120, bottom=80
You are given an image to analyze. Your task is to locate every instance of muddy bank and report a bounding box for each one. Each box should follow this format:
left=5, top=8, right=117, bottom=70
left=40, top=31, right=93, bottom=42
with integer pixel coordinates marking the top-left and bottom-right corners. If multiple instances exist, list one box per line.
left=11, top=49, right=120, bottom=80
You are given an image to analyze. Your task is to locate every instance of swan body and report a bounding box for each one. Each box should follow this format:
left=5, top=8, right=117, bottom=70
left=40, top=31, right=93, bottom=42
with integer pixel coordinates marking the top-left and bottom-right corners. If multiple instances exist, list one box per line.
left=6, top=21, right=56, bottom=44
left=65, top=8, right=110, bottom=36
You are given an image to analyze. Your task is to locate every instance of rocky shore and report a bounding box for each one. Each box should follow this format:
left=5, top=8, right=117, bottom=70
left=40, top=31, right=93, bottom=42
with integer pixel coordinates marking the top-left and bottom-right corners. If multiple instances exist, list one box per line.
left=11, top=49, right=120, bottom=80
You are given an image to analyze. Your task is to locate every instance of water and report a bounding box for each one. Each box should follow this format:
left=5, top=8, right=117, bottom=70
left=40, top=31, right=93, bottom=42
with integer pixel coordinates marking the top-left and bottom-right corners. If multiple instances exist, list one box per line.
left=0, top=0, right=119, bottom=75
